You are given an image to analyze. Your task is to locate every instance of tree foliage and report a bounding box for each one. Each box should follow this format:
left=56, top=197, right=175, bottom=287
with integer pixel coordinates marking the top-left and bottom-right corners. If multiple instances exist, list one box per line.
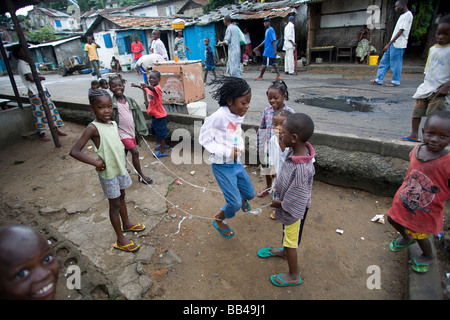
left=203, top=0, right=237, bottom=14
left=26, top=25, right=56, bottom=43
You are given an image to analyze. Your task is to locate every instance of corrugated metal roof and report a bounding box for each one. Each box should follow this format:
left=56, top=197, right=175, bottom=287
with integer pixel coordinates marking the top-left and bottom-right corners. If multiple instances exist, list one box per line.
left=28, top=36, right=81, bottom=48
left=104, top=15, right=171, bottom=28
left=231, top=7, right=294, bottom=20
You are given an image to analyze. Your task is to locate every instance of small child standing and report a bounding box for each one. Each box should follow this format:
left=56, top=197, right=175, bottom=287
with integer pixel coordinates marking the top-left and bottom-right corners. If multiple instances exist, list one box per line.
left=257, top=80, right=294, bottom=198
left=99, top=78, right=112, bottom=96
left=388, top=111, right=450, bottom=273
left=400, top=15, right=450, bottom=143
left=0, top=225, right=60, bottom=300
left=132, top=70, right=169, bottom=158
left=268, top=109, right=293, bottom=219
left=199, top=77, right=255, bottom=238
left=204, top=37, right=218, bottom=83
left=108, top=74, right=153, bottom=184
left=258, top=113, right=315, bottom=287
left=70, top=89, right=145, bottom=253
left=89, top=80, right=99, bottom=94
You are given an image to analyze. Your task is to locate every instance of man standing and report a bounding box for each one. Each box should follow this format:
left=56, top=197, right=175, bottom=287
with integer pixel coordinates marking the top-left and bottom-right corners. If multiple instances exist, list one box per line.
left=218, top=16, right=242, bottom=78
left=131, top=37, right=144, bottom=74
left=371, top=0, right=413, bottom=86
left=150, top=30, right=168, bottom=60
left=85, top=36, right=102, bottom=79
left=283, top=15, right=296, bottom=75
left=253, top=17, right=281, bottom=81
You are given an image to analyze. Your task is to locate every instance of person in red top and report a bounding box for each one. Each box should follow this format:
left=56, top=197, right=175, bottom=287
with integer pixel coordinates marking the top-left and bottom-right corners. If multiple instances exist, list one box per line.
left=387, top=111, right=450, bottom=273
left=131, top=37, right=144, bottom=74
left=132, top=70, right=169, bottom=158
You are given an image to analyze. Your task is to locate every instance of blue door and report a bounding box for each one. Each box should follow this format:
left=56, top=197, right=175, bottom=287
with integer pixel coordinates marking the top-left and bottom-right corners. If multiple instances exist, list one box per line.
left=184, top=24, right=216, bottom=62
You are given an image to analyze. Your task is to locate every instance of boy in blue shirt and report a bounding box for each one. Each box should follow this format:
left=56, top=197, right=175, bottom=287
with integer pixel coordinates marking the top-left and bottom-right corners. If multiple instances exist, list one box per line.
left=204, top=37, right=218, bottom=83
left=253, top=18, right=282, bottom=81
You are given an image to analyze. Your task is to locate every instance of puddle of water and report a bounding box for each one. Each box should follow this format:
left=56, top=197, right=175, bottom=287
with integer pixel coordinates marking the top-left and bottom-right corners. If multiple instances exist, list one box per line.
left=296, top=97, right=373, bottom=112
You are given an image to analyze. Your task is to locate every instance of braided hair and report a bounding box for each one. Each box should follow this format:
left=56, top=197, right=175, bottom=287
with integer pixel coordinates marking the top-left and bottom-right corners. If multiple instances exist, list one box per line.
left=107, top=73, right=127, bottom=85
left=88, top=89, right=111, bottom=105
left=267, top=79, right=289, bottom=100
left=211, top=77, right=251, bottom=107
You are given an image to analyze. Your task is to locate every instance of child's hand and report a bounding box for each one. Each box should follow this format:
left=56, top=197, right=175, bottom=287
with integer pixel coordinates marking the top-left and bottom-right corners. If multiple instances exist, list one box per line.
left=94, top=158, right=106, bottom=172
left=436, top=83, right=449, bottom=97
left=270, top=199, right=281, bottom=208
left=232, top=148, right=240, bottom=159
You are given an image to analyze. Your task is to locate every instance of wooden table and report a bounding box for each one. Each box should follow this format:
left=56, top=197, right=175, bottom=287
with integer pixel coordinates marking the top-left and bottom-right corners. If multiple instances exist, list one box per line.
left=310, top=46, right=334, bottom=63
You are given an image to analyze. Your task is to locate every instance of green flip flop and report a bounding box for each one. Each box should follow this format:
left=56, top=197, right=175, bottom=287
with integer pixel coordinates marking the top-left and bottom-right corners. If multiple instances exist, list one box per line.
left=410, top=258, right=429, bottom=273
left=257, top=247, right=283, bottom=258
left=270, top=273, right=302, bottom=287
left=389, top=237, right=416, bottom=252
left=241, top=199, right=251, bottom=212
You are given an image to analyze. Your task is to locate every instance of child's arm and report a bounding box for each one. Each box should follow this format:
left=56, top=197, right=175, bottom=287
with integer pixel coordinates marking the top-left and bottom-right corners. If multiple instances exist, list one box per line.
left=437, top=80, right=450, bottom=97
left=69, top=124, right=105, bottom=172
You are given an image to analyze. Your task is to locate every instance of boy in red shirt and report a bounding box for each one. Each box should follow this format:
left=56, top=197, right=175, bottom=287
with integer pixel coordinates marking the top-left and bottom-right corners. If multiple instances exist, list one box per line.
left=132, top=70, right=169, bottom=158
left=131, top=37, right=144, bottom=74
left=388, top=111, right=450, bottom=273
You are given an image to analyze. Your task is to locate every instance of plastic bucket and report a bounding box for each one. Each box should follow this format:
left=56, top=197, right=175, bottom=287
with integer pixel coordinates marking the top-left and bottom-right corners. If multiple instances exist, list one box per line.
left=369, top=55, right=379, bottom=65
left=186, top=101, right=206, bottom=117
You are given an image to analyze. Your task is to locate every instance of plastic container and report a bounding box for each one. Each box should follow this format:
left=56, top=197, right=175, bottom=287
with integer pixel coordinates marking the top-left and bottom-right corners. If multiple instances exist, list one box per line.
left=369, top=55, right=379, bottom=65
left=186, top=101, right=206, bottom=116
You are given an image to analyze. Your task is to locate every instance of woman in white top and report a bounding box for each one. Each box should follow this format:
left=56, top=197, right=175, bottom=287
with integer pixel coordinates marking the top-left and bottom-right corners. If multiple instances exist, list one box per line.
left=13, top=46, right=66, bottom=141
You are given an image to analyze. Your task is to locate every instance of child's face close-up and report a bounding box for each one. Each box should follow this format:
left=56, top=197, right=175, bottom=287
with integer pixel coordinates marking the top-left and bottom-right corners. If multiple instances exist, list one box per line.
left=267, top=88, right=285, bottom=110
left=91, top=84, right=99, bottom=90
left=92, top=95, right=113, bottom=123
left=422, top=116, right=450, bottom=153
left=227, top=92, right=252, bottom=117
left=436, top=23, right=450, bottom=46
left=0, top=229, right=59, bottom=300
left=272, top=115, right=287, bottom=138
left=281, top=124, right=295, bottom=147
left=109, top=78, right=125, bottom=97
left=148, top=73, right=160, bottom=87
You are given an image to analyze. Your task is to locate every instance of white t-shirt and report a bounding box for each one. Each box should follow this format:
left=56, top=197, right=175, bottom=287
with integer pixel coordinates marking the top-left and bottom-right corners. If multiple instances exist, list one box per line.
left=150, top=39, right=168, bottom=60
left=198, top=106, right=245, bottom=164
left=392, top=11, right=413, bottom=49
left=18, top=59, right=46, bottom=94
left=413, top=44, right=450, bottom=105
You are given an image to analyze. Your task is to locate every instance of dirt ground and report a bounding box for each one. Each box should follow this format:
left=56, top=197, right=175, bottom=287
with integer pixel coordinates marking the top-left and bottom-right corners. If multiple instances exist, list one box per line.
left=1, top=122, right=422, bottom=300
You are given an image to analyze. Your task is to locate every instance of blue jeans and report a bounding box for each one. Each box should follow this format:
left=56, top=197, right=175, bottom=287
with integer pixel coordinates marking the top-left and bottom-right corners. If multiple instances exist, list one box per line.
left=212, top=162, right=255, bottom=219
left=375, top=46, right=405, bottom=85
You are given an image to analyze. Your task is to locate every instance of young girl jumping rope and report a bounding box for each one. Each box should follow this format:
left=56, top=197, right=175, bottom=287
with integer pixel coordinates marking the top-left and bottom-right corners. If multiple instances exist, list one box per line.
left=257, top=80, right=294, bottom=198
left=70, top=89, right=145, bottom=253
left=199, top=77, right=255, bottom=238
left=109, top=74, right=153, bottom=184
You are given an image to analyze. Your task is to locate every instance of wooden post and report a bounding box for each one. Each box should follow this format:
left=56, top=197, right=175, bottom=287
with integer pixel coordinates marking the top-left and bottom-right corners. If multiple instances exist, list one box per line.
left=5, top=0, right=61, bottom=148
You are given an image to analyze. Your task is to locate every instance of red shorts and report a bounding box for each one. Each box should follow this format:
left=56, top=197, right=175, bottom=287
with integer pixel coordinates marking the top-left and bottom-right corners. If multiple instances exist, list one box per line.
left=121, top=138, right=137, bottom=150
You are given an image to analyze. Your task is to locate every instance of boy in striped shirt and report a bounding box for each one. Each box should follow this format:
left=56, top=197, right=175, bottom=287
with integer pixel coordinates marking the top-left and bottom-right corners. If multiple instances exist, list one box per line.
left=258, top=113, right=315, bottom=287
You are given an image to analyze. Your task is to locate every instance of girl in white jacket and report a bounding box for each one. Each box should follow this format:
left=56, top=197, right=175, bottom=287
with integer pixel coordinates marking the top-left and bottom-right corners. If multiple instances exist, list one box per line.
left=199, top=77, right=255, bottom=238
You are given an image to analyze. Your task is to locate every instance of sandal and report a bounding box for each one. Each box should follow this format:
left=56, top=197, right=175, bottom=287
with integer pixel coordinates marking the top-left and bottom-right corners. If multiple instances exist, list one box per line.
left=40, top=134, right=51, bottom=142
left=410, top=257, right=430, bottom=273
left=113, top=241, right=140, bottom=252
left=389, top=237, right=416, bottom=252
left=241, top=199, right=251, bottom=212
left=212, top=220, right=234, bottom=238
left=122, top=223, right=146, bottom=232
left=139, top=176, right=153, bottom=184
left=253, top=77, right=263, bottom=81
left=257, top=187, right=270, bottom=198
left=154, top=151, right=169, bottom=158
left=273, top=76, right=282, bottom=80
left=155, top=144, right=170, bottom=151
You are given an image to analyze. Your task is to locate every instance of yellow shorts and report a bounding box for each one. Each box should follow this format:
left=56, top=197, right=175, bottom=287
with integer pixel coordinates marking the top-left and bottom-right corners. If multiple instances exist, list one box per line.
left=283, top=219, right=301, bottom=248
left=405, top=228, right=430, bottom=240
